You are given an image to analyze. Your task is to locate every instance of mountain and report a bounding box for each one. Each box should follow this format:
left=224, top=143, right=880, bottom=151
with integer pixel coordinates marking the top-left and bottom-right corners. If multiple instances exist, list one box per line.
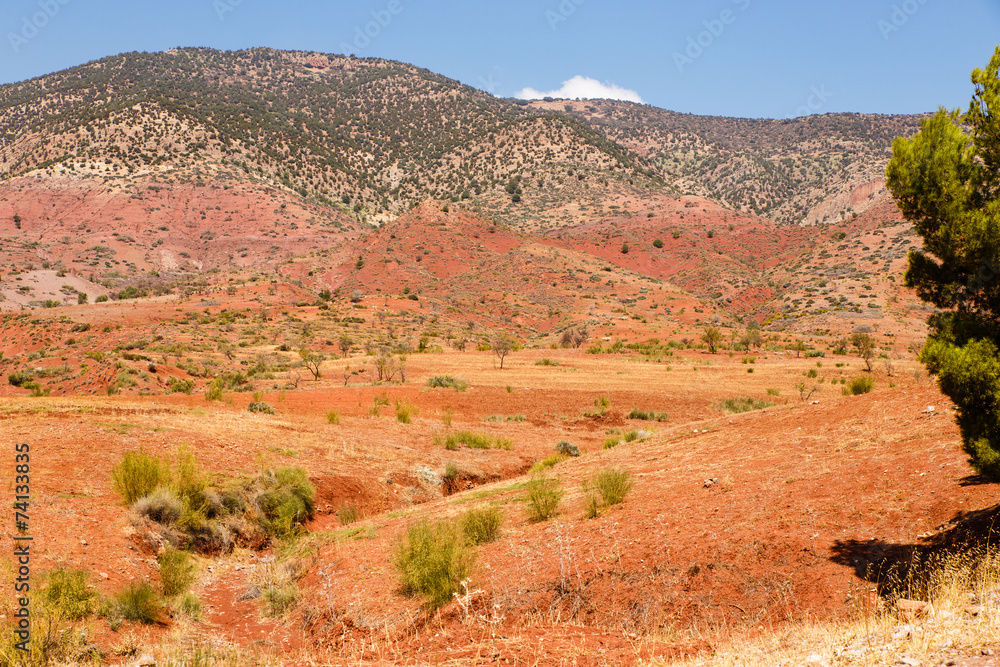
left=0, top=47, right=919, bottom=232
left=543, top=99, right=922, bottom=224
left=0, top=47, right=927, bottom=333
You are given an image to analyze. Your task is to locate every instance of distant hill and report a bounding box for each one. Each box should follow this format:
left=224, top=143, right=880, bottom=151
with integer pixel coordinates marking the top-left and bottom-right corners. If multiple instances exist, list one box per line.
left=0, top=47, right=927, bottom=332
left=0, top=47, right=920, bottom=230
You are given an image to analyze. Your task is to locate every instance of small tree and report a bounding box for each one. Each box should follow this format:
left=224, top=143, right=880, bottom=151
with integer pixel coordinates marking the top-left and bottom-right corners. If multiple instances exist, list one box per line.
left=790, top=340, right=807, bottom=358
left=571, top=326, right=589, bottom=349
left=299, top=347, right=325, bottom=380
left=850, top=332, right=875, bottom=372
left=492, top=334, right=515, bottom=370
left=701, top=326, right=723, bottom=353
left=740, top=326, right=763, bottom=352
left=338, top=335, right=353, bottom=358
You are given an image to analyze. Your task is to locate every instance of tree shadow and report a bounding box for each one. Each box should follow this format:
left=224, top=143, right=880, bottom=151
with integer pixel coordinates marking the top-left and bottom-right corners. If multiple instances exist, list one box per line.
left=959, top=473, right=994, bottom=487
left=830, top=502, right=1000, bottom=600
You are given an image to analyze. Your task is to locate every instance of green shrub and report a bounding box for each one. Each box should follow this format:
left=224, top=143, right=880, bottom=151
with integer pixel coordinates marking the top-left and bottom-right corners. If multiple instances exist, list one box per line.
left=395, top=399, right=418, bottom=424
left=622, top=429, right=642, bottom=443
left=251, top=467, right=316, bottom=540
left=844, top=376, right=875, bottom=395
left=805, top=368, right=818, bottom=379
left=131, top=487, right=184, bottom=525
left=112, top=450, right=169, bottom=505
left=247, top=401, right=275, bottom=414
left=525, top=475, right=564, bottom=522
left=766, top=388, right=780, bottom=396
left=369, top=394, right=390, bottom=416
left=484, top=413, right=526, bottom=422
left=158, top=549, right=196, bottom=597
left=426, top=375, right=468, bottom=391
left=172, top=445, right=207, bottom=511
left=529, top=453, right=565, bottom=473
left=263, top=584, right=298, bottom=617
left=555, top=441, right=580, bottom=456
left=337, top=505, right=358, bottom=526
left=603, top=436, right=621, bottom=449
left=261, top=582, right=299, bottom=618
left=395, top=520, right=475, bottom=610
left=627, top=408, right=668, bottom=421
left=174, top=592, right=202, bottom=620
left=40, top=569, right=97, bottom=620
left=115, top=581, right=161, bottom=624
left=535, top=358, right=559, bottom=366
left=27, top=381, right=51, bottom=397
left=167, top=377, right=195, bottom=394
left=204, top=378, right=225, bottom=401
left=593, top=467, right=633, bottom=506
left=460, top=506, right=503, bottom=545
left=435, top=431, right=512, bottom=450
left=325, top=410, right=340, bottom=425
left=7, top=369, right=36, bottom=387
left=718, top=397, right=773, bottom=414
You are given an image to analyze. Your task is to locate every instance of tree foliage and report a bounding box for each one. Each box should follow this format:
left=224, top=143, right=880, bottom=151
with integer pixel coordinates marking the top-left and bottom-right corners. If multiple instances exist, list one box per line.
left=886, top=46, right=1000, bottom=479
left=701, top=326, right=723, bottom=353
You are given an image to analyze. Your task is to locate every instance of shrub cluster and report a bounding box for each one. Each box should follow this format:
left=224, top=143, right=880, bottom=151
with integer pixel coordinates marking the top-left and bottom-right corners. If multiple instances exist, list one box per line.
left=843, top=376, right=875, bottom=395
left=525, top=474, right=564, bottom=522
left=435, top=431, right=513, bottom=450
left=112, top=447, right=315, bottom=552
left=717, top=397, right=773, bottom=414
left=426, top=375, right=468, bottom=391
left=583, top=467, right=634, bottom=518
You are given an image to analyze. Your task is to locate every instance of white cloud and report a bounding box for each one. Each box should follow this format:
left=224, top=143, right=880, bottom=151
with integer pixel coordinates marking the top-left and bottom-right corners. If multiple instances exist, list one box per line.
left=515, top=75, right=644, bottom=104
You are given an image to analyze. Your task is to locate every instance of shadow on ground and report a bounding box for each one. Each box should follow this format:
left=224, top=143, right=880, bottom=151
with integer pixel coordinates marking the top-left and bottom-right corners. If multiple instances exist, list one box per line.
left=830, top=502, right=1000, bottom=600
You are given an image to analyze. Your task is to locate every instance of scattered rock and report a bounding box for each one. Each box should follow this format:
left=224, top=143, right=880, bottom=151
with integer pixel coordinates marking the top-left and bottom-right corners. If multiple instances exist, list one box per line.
left=922, top=405, right=935, bottom=413
left=898, top=657, right=921, bottom=667
left=703, top=478, right=718, bottom=488
left=238, top=585, right=261, bottom=601
left=892, top=624, right=913, bottom=640
left=556, top=441, right=580, bottom=457
left=131, top=654, right=156, bottom=667
left=896, top=599, right=929, bottom=622
left=965, top=604, right=982, bottom=616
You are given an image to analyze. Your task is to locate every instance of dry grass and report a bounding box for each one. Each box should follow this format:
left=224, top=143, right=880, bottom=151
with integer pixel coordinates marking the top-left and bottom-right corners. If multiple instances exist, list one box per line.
left=666, top=547, right=1000, bottom=667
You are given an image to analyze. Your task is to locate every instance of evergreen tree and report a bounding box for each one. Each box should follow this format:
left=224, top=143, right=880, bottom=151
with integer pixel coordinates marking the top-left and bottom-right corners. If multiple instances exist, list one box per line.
left=886, top=47, right=1000, bottom=478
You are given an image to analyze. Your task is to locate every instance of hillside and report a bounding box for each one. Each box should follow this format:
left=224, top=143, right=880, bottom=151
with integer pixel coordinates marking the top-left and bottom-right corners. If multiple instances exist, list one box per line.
left=0, top=47, right=920, bottom=235
left=546, top=99, right=922, bottom=225
left=0, top=48, right=660, bottom=232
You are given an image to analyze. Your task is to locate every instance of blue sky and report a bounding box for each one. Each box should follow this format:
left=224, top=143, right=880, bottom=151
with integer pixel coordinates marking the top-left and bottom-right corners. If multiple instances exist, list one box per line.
left=1, top=0, right=998, bottom=118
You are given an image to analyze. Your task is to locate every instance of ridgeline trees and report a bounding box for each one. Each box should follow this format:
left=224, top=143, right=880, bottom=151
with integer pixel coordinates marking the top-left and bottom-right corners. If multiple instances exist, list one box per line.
left=886, top=46, right=1000, bottom=479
